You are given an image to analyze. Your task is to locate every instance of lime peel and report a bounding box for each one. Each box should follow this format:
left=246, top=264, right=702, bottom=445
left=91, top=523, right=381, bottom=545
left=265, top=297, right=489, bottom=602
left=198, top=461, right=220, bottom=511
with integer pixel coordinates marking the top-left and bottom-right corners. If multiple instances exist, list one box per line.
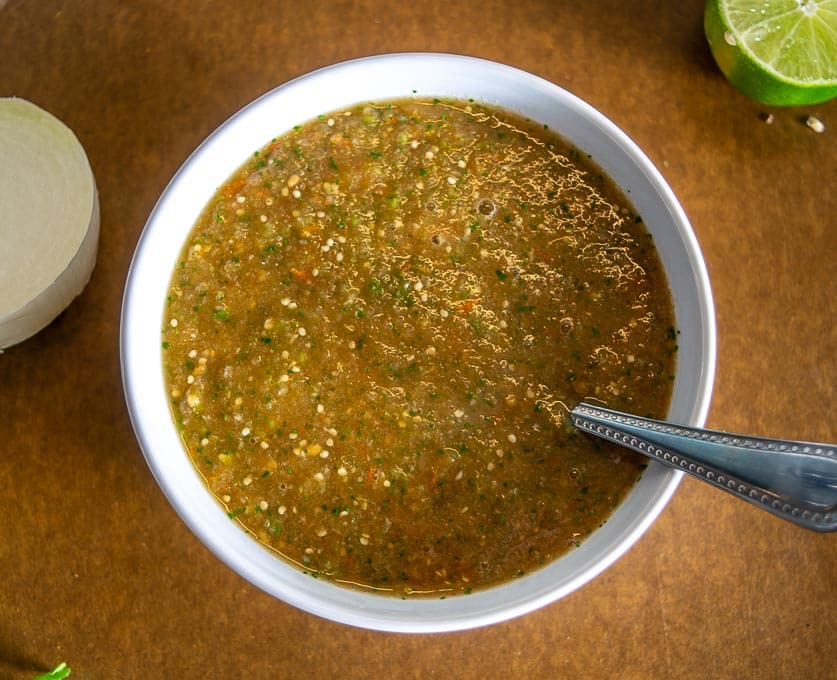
left=705, top=0, right=837, bottom=105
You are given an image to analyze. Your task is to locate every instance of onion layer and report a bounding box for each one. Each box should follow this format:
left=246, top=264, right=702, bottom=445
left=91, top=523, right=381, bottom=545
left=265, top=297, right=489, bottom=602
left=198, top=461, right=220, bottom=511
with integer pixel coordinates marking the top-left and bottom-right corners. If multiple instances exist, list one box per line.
left=0, top=98, right=99, bottom=349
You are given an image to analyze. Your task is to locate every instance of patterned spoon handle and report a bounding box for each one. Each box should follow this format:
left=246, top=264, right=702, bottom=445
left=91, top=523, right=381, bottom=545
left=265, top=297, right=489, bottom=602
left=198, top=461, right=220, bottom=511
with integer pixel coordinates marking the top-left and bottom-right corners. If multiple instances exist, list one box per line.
left=570, top=402, right=837, bottom=532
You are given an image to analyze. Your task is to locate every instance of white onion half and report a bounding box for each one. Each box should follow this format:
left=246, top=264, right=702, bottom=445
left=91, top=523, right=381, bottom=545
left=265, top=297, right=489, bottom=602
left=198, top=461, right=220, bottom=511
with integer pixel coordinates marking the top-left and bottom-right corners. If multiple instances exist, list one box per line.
left=0, top=97, right=99, bottom=349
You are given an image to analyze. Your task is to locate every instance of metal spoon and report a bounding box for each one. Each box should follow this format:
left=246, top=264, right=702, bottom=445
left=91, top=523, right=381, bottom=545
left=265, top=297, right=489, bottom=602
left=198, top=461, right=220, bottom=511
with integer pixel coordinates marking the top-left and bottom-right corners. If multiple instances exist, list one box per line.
left=570, top=402, right=837, bottom=532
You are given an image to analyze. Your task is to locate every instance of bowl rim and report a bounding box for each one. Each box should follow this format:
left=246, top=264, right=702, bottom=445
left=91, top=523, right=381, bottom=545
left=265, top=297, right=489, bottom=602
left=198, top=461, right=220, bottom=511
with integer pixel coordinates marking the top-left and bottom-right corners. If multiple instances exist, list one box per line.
left=120, top=52, right=716, bottom=633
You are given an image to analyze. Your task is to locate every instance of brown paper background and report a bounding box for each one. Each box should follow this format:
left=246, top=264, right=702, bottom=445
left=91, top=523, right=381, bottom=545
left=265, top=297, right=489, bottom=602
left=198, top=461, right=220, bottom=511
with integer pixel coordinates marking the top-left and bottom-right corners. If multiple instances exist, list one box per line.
left=1, top=1, right=834, bottom=678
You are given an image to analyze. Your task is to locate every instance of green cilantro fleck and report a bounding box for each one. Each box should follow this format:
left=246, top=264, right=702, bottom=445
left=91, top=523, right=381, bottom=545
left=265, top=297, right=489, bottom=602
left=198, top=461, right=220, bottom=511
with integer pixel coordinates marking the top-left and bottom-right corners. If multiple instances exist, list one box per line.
left=35, top=663, right=71, bottom=680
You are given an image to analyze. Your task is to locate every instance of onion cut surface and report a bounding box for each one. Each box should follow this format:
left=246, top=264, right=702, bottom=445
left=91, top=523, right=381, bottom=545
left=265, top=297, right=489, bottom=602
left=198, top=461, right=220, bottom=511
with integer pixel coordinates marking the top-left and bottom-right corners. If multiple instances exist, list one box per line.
left=0, top=97, right=99, bottom=349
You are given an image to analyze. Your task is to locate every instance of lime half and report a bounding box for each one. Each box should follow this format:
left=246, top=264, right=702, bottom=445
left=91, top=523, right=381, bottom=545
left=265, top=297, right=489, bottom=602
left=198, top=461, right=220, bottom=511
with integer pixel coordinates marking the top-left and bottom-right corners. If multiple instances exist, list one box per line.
left=705, top=0, right=837, bottom=105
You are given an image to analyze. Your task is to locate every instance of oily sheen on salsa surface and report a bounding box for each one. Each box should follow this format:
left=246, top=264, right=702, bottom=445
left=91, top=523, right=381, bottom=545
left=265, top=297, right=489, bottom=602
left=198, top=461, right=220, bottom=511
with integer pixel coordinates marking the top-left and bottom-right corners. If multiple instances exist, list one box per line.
left=162, top=98, right=677, bottom=596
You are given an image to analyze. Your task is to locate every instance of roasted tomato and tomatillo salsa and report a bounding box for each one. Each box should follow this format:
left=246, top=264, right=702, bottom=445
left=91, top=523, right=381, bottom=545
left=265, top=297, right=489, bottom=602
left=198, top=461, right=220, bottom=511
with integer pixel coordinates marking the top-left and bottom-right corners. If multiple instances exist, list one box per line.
left=161, top=98, right=678, bottom=597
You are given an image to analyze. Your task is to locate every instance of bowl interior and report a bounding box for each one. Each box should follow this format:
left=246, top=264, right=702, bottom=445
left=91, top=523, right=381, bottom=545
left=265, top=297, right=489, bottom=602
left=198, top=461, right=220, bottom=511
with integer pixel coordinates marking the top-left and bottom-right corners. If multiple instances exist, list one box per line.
left=121, top=53, right=715, bottom=633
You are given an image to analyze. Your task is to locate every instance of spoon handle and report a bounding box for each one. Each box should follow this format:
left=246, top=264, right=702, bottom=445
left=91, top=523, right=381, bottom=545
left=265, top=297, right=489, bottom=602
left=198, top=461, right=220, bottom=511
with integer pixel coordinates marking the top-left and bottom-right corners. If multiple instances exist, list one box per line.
left=570, top=402, right=837, bottom=532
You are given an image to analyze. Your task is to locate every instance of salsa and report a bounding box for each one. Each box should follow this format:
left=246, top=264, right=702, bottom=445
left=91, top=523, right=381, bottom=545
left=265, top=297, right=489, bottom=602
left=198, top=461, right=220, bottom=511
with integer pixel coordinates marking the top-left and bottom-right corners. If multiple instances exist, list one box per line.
left=161, top=98, right=677, bottom=596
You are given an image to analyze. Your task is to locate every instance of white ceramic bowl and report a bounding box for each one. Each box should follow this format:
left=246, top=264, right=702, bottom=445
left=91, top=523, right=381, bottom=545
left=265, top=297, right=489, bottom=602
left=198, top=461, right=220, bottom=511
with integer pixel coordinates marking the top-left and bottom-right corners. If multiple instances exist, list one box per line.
left=121, top=53, right=715, bottom=632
